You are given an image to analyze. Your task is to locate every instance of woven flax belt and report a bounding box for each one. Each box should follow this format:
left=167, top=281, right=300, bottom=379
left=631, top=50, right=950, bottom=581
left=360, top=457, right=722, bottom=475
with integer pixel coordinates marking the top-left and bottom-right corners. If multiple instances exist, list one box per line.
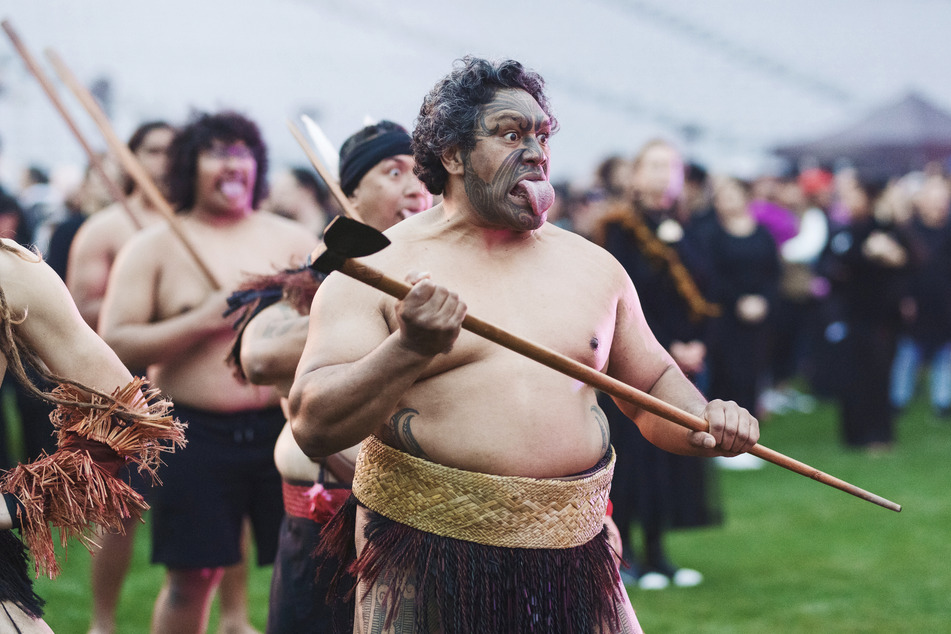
left=352, top=434, right=615, bottom=549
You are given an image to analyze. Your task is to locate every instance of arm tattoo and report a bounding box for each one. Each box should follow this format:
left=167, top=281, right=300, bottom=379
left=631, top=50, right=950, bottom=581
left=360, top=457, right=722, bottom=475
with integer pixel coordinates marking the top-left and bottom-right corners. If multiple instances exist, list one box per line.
left=387, top=408, right=430, bottom=460
left=259, top=305, right=302, bottom=339
left=260, top=319, right=297, bottom=339
left=592, top=405, right=610, bottom=454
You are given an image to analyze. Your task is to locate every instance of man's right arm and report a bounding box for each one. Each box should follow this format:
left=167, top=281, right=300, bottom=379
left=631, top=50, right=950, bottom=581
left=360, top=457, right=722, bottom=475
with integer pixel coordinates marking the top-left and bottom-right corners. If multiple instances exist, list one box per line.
left=240, top=301, right=309, bottom=395
left=288, top=271, right=465, bottom=459
left=98, top=234, right=232, bottom=370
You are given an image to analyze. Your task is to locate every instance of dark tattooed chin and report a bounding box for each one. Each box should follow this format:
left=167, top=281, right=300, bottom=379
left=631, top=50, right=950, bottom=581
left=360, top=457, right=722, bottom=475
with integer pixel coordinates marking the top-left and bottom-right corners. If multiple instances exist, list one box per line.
left=462, top=150, right=542, bottom=231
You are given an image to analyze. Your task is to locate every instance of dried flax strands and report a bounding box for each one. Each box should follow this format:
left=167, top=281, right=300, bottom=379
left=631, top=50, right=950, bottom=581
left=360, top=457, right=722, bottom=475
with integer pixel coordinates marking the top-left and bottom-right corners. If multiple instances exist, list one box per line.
left=0, top=378, right=186, bottom=577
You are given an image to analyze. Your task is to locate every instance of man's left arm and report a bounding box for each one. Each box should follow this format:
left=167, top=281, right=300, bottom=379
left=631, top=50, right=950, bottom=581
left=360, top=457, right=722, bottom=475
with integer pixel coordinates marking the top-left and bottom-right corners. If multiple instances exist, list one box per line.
left=607, top=269, right=759, bottom=457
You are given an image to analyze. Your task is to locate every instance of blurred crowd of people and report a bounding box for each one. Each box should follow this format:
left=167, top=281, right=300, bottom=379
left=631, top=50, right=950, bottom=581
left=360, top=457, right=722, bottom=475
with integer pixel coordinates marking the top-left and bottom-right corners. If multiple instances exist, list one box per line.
left=553, top=144, right=951, bottom=442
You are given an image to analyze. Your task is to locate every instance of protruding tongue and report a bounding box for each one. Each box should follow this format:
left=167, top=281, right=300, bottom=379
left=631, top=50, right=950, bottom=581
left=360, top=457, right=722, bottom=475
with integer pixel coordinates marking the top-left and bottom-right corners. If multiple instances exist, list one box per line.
left=513, top=179, right=555, bottom=215
left=220, top=181, right=245, bottom=199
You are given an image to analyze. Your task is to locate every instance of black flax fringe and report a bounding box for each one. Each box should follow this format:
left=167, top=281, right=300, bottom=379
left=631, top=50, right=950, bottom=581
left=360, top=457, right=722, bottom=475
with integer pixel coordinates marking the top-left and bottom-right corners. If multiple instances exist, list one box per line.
left=318, top=495, right=623, bottom=634
left=0, top=530, right=44, bottom=620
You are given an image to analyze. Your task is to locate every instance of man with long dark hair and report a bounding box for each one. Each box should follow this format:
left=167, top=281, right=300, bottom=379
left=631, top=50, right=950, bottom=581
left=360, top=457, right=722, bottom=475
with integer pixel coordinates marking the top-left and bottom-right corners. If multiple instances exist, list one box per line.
left=100, top=111, right=316, bottom=633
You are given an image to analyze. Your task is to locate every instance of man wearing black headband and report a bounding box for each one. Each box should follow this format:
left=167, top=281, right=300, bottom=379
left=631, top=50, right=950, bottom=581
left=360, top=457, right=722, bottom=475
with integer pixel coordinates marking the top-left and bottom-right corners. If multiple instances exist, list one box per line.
left=339, top=120, right=432, bottom=229
left=231, top=120, right=431, bottom=633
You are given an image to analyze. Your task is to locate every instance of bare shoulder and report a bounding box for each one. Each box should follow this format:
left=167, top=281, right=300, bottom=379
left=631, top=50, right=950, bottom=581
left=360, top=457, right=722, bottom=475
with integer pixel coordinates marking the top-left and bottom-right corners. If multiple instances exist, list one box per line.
left=71, top=205, right=139, bottom=252
left=542, top=223, right=629, bottom=280
left=80, top=203, right=135, bottom=233
left=109, top=220, right=175, bottom=276
left=0, top=239, right=43, bottom=281
left=249, top=211, right=319, bottom=256
left=0, top=239, right=68, bottom=307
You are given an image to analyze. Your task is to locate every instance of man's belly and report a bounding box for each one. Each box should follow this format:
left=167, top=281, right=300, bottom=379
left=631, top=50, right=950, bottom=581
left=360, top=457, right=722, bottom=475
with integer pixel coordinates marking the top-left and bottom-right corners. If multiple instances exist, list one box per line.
left=152, top=353, right=279, bottom=413
left=383, top=368, right=610, bottom=479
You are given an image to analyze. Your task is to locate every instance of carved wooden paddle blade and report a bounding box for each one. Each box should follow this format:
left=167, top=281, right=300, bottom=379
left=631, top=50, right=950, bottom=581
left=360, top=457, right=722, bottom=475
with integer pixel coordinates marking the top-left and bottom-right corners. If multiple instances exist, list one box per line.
left=310, top=216, right=391, bottom=274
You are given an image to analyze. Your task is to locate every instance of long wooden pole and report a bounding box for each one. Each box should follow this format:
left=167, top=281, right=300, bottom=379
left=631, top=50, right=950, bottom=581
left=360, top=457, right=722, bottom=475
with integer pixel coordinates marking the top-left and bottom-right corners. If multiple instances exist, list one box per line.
left=41, top=47, right=222, bottom=290
left=0, top=19, right=142, bottom=231
left=285, top=119, right=365, bottom=225
left=291, top=129, right=902, bottom=513
left=327, top=254, right=901, bottom=512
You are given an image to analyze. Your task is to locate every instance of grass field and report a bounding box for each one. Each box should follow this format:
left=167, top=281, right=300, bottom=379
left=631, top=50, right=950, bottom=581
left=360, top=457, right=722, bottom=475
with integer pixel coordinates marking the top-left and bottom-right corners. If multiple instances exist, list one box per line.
left=18, top=392, right=951, bottom=633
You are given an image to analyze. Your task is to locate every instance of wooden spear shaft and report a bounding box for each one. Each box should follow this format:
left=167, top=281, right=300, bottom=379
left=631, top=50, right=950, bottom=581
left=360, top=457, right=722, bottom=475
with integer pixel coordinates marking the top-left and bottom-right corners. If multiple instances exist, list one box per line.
left=42, top=47, right=222, bottom=290
left=331, top=256, right=902, bottom=513
left=0, top=19, right=142, bottom=231
left=291, top=128, right=901, bottom=514
left=285, top=119, right=366, bottom=225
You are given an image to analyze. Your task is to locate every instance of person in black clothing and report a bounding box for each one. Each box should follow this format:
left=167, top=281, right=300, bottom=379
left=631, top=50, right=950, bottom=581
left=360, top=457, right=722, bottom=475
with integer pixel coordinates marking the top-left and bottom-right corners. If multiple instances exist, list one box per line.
left=705, top=176, right=781, bottom=416
left=593, top=139, right=723, bottom=589
left=817, top=175, right=911, bottom=450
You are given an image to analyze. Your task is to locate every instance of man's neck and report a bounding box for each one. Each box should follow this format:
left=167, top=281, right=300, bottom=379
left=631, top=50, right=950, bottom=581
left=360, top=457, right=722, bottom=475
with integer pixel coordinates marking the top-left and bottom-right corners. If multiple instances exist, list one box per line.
left=188, top=203, right=254, bottom=227
left=438, top=194, right=540, bottom=249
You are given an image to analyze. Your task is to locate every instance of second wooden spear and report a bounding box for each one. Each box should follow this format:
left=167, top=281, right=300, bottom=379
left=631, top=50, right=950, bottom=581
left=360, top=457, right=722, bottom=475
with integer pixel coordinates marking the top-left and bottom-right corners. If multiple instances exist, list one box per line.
left=43, top=47, right=222, bottom=290
left=0, top=19, right=142, bottom=231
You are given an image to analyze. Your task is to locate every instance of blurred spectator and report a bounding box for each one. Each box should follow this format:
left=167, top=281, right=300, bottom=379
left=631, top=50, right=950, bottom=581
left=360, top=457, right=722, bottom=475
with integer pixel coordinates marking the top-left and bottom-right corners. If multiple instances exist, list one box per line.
left=758, top=171, right=830, bottom=412
left=0, top=193, right=30, bottom=245
left=705, top=175, right=780, bottom=423
left=817, top=176, right=912, bottom=451
left=265, top=166, right=335, bottom=236
left=593, top=154, right=634, bottom=200
left=46, top=153, right=122, bottom=281
left=593, top=139, right=721, bottom=590
left=18, top=165, right=64, bottom=254
left=889, top=174, right=951, bottom=418
left=749, top=173, right=799, bottom=247
left=678, top=160, right=713, bottom=225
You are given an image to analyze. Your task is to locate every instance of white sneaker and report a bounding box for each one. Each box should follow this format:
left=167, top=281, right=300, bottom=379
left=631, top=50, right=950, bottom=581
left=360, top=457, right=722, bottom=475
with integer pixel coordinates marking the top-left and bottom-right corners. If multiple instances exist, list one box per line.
left=637, top=571, right=670, bottom=590
left=672, top=568, right=704, bottom=587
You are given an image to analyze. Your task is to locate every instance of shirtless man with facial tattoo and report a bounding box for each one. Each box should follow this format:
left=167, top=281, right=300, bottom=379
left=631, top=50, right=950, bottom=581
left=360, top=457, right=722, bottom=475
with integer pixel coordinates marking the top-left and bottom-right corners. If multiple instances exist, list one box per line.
left=290, top=57, right=759, bottom=634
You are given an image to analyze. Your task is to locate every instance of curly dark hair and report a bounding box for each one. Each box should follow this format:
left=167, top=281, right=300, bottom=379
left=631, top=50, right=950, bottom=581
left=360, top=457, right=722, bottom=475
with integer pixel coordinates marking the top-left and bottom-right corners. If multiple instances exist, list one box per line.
left=412, top=56, right=557, bottom=196
left=166, top=111, right=268, bottom=212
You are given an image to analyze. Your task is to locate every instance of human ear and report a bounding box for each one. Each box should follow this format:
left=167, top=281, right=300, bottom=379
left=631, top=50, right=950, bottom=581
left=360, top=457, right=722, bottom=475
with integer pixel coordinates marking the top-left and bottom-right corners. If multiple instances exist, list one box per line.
left=441, top=148, right=464, bottom=176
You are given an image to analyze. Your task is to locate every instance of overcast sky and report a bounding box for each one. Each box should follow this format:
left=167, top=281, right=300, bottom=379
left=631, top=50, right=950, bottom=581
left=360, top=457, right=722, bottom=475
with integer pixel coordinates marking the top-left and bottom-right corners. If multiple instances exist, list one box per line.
left=2, top=0, right=950, bottom=189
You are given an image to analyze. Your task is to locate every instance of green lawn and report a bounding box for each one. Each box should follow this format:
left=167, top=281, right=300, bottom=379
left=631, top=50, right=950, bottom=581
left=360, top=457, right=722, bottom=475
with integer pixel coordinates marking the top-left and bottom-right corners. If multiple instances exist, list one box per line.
left=20, top=394, right=951, bottom=632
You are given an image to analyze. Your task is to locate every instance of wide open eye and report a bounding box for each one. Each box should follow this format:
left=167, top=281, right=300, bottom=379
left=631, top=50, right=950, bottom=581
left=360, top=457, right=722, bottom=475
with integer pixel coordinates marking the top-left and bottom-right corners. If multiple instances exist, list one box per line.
left=503, top=131, right=519, bottom=142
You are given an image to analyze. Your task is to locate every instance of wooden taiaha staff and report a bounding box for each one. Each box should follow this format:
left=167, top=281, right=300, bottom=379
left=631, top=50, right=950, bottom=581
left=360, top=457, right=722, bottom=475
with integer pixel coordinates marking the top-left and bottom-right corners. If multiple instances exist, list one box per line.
left=41, top=46, right=223, bottom=290
left=0, top=19, right=143, bottom=231
left=285, top=118, right=366, bottom=225
left=289, top=125, right=902, bottom=513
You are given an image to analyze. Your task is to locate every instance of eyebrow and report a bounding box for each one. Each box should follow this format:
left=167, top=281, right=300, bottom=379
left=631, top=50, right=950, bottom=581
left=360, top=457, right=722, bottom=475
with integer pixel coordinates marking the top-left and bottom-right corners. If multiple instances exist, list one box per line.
left=492, top=112, right=551, bottom=131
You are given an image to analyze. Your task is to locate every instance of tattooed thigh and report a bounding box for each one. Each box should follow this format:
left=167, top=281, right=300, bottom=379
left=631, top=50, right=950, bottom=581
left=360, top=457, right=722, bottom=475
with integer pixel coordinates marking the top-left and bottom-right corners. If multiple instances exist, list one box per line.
left=356, top=568, right=425, bottom=634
